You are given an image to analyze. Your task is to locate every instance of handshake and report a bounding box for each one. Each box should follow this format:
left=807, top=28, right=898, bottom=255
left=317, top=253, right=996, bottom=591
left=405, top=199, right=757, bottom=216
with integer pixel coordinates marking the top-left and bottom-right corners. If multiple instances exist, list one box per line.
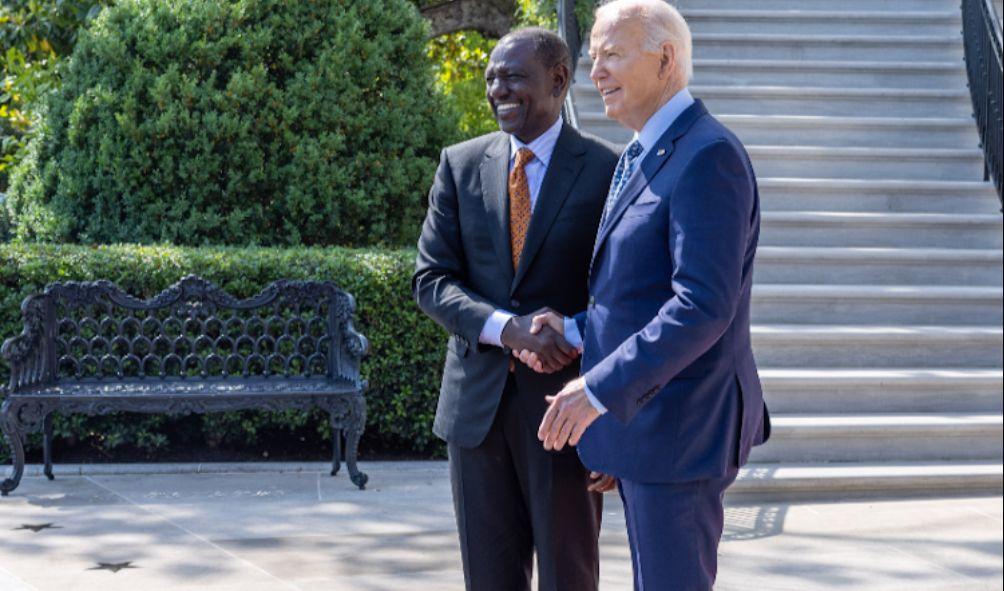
left=501, top=308, right=572, bottom=373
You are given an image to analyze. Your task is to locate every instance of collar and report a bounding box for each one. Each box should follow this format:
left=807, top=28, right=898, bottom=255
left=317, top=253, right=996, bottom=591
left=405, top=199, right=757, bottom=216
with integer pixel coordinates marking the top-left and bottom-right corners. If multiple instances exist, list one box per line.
left=509, top=116, right=563, bottom=167
left=633, top=88, right=694, bottom=155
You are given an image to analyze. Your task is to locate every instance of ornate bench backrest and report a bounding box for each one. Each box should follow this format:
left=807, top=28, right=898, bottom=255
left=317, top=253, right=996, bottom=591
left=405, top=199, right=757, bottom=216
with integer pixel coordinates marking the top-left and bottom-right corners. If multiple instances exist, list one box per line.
left=2, top=276, right=367, bottom=393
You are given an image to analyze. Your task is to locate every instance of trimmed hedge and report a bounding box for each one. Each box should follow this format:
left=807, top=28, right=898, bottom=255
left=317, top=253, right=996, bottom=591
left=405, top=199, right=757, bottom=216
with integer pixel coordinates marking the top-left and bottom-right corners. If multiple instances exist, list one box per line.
left=4, top=0, right=456, bottom=247
left=0, top=243, right=447, bottom=462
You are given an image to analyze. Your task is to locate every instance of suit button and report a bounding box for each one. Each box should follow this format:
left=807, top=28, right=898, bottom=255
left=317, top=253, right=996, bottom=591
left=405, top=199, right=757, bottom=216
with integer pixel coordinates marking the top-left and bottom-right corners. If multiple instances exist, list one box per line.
left=588, top=296, right=595, bottom=307
left=510, top=298, right=520, bottom=308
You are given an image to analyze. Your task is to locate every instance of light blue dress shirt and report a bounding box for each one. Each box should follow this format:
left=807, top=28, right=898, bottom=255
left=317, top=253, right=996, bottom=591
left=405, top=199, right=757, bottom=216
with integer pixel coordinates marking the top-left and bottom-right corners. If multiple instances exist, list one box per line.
left=479, top=116, right=565, bottom=346
left=566, top=88, right=695, bottom=414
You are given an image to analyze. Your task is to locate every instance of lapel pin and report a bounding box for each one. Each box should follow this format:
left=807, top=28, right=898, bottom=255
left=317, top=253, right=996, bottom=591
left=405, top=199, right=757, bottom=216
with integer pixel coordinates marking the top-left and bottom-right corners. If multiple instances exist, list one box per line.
left=656, top=148, right=666, bottom=156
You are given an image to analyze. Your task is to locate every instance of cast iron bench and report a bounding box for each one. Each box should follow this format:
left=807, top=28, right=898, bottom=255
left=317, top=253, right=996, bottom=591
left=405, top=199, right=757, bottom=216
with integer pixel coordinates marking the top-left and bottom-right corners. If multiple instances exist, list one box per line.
left=0, top=275, right=369, bottom=496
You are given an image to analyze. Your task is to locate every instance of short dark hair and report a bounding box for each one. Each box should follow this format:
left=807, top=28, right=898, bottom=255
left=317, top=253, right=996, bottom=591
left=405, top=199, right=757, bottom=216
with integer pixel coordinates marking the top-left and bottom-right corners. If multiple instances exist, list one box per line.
left=500, top=27, right=572, bottom=73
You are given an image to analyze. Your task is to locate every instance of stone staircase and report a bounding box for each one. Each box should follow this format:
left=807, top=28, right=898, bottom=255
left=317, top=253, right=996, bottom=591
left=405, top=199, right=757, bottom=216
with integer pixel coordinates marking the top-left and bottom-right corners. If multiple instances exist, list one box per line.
left=572, top=0, right=1003, bottom=498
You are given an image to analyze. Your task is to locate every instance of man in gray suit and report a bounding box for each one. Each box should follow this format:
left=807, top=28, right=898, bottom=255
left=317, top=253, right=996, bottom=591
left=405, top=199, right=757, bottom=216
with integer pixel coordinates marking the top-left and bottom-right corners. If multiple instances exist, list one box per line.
left=413, top=28, right=618, bottom=591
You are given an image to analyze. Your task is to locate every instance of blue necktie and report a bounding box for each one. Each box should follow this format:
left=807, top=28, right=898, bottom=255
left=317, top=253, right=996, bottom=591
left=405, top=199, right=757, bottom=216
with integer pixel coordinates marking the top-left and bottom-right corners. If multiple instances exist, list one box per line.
left=600, top=140, right=644, bottom=228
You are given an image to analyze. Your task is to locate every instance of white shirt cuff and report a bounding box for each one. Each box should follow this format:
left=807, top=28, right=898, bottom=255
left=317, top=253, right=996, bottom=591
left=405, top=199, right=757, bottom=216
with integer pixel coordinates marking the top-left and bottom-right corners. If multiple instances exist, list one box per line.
left=479, top=310, right=515, bottom=347
left=563, top=316, right=584, bottom=352
left=583, top=380, right=607, bottom=415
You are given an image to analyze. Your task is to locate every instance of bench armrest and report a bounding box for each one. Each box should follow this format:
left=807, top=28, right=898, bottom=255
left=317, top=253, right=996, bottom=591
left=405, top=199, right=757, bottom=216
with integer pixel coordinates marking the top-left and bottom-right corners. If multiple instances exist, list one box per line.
left=1, top=294, right=50, bottom=391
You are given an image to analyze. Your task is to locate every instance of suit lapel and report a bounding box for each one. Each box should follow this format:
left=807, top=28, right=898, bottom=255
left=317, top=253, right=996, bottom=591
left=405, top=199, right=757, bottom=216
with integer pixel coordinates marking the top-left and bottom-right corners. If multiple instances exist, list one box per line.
left=479, top=133, right=515, bottom=284
left=510, top=124, right=586, bottom=293
left=591, top=100, right=709, bottom=264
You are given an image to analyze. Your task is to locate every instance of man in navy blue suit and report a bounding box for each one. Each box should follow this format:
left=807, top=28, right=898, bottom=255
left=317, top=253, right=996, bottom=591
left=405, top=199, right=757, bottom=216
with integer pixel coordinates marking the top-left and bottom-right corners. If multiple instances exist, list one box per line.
left=521, top=1, right=771, bottom=588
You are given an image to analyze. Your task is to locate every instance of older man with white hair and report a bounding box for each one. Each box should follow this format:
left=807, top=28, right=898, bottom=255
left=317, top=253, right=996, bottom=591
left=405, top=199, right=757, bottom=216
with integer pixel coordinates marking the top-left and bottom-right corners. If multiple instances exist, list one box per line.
left=523, top=0, right=771, bottom=588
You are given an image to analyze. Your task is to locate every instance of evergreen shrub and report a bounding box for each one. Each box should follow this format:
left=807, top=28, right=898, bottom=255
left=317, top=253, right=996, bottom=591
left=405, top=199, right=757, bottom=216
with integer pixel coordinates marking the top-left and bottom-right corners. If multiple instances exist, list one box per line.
left=5, top=0, right=455, bottom=247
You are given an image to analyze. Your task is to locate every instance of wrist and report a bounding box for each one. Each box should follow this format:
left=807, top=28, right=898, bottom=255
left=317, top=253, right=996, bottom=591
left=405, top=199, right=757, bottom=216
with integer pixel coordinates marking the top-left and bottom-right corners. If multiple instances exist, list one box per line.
left=499, top=317, right=516, bottom=348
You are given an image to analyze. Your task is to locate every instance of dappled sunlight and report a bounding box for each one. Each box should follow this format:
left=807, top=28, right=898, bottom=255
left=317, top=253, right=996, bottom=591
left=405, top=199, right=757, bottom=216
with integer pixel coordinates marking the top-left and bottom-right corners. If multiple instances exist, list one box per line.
left=0, top=467, right=1000, bottom=589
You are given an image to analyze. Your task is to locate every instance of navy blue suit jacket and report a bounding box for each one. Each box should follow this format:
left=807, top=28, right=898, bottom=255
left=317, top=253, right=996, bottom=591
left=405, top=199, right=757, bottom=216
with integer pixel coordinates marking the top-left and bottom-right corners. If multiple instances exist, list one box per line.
left=575, top=100, right=770, bottom=483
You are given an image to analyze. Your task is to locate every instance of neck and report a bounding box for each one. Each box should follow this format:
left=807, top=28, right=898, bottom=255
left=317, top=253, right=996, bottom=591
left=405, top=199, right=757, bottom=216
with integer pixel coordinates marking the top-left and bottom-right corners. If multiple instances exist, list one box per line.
left=513, top=113, right=562, bottom=144
left=626, top=81, right=684, bottom=132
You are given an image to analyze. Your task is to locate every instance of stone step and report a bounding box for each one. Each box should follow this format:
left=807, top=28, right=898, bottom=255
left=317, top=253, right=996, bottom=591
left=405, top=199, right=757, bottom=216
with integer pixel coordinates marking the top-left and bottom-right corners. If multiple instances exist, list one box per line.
left=751, top=324, right=1003, bottom=368
left=755, top=246, right=1003, bottom=285
left=705, top=85, right=972, bottom=117
left=708, top=59, right=964, bottom=89
left=578, top=111, right=980, bottom=148
left=755, top=178, right=1001, bottom=214
left=575, top=85, right=973, bottom=118
left=673, top=0, right=964, bottom=10
left=747, top=145, right=985, bottom=181
left=722, top=115, right=978, bottom=149
left=759, top=211, right=1003, bottom=248
left=575, top=56, right=970, bottom=91
left=690, top=33, right=963, bottom=62
left=750, top=413, right=1003, bottom=462
left=730, top=461, right=1003, bottom=500
left=639, top=59, right=970, bottom=89
left=759, top=368, right=1004, bottom=414
left=751, top=284, right=1003, bottom=325
left=679, top=9, right=962, bottom=36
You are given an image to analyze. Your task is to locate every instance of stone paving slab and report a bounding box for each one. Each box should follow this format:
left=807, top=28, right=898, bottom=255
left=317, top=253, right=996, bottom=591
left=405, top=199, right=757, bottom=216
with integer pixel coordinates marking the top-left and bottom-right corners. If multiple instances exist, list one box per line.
left=0, top=461, right=1000, bottom=590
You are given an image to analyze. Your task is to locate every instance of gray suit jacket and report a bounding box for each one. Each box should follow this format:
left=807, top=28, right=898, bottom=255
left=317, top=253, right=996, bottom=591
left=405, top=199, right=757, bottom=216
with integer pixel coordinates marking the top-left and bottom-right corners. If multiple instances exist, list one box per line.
left=413, top=123, right=618, bottom=447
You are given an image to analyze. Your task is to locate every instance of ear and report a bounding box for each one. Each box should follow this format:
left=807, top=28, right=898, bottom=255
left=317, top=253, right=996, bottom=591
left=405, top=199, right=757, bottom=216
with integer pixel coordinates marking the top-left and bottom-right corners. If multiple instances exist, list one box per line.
left=659, top=42, right=676, bottom=80
left=551, top=63, right=570, bottom=97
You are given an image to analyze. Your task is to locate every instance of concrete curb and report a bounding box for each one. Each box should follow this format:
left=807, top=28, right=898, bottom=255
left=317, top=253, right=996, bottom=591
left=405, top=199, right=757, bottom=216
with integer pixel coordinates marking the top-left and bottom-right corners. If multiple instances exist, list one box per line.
left=14, top=460, right=446, bottom=477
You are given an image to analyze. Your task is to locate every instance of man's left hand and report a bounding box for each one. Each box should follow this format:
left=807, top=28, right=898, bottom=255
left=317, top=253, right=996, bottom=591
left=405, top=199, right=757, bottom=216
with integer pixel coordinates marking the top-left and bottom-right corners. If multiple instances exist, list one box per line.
left=538, top=376, right=600, bottom=451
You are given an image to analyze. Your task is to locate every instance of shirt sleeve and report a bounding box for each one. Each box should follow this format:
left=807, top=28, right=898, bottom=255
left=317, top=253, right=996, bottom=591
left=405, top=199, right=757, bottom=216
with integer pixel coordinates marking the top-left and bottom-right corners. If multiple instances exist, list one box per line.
left=479, top=309, right=516, bottom=347
left=583, top=381, right=608, bottom=414
left=563, top=316, right=584, bottom=352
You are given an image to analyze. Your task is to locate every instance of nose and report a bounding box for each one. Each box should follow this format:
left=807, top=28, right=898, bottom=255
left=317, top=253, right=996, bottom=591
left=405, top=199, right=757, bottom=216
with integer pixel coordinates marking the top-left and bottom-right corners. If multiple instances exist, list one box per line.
left=487, top=77, right=509, bottom=101
left=590, top=58, right=605, bottom=86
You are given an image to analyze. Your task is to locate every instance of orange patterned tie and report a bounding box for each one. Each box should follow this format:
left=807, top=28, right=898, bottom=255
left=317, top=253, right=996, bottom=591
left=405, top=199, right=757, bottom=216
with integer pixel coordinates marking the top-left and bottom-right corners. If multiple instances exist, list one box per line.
left=509, top=147, right=535, bottom=271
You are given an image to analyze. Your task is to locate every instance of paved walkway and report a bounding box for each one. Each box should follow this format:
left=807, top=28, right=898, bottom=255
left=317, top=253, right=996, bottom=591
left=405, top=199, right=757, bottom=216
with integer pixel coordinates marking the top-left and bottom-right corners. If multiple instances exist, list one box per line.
left=0, top=462, right=1000, bottom=590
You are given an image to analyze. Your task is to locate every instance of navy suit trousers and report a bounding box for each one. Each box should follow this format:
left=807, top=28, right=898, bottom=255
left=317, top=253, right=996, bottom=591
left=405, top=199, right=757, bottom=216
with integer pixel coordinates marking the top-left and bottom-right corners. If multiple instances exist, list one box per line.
left=617, top=469, right=739, bottom=591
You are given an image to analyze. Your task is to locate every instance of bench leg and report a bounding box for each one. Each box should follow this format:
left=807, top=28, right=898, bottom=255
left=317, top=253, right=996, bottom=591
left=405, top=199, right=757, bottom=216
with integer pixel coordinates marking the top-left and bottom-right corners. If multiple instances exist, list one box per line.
left=330, top=428, right=342, bottom=477
left=1, top=411, right=25, bottom=497
left=345, top=425, right=367, bottom=490
left=42, top=414, right=54, bottom=481
left=345, top=397, right=367, bottom=490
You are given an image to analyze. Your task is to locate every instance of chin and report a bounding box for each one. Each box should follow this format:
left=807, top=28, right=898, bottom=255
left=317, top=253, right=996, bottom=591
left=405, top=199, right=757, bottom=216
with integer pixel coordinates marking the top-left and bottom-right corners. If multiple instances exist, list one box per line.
left=496, top=120, right=521, bottom=135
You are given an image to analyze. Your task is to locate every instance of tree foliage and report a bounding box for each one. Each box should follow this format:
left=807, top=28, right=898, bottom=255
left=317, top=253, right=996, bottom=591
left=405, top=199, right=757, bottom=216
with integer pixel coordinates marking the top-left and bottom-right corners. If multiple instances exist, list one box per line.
left=0, top=1, right=111, bottom=192
left=5, top=0, right=456, bottom=247
left=427, top=30, right=498, bottom=138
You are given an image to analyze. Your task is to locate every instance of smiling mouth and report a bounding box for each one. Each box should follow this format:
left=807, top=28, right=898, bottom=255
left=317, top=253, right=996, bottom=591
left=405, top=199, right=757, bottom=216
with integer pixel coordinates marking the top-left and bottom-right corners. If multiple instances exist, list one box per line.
left=600, top=88, right=621, bottom=99
left=495, top=102, right=521, bottom=116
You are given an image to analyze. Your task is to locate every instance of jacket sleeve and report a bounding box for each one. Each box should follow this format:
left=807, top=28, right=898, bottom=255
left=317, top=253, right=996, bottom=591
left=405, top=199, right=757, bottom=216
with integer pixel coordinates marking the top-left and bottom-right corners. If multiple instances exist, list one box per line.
left=412, top=148, right=497, bottom=349
left=583, top=139, right=755, bottom=425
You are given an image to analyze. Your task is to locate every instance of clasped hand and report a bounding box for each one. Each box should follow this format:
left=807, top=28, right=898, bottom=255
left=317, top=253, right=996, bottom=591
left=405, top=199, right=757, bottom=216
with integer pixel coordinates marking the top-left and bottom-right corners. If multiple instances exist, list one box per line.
left=501, top=308, right=578, bottom=373
left=511, top=310, right=567, bottom=374
left=512, top=310, right=613, bottom=491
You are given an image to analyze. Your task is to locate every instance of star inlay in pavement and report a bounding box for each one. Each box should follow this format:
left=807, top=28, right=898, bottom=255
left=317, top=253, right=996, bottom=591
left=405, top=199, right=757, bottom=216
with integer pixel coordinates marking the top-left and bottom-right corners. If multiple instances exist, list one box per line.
left=88, top=562, right=138, bottom=573
left=14, top=523, right=61, bottom=532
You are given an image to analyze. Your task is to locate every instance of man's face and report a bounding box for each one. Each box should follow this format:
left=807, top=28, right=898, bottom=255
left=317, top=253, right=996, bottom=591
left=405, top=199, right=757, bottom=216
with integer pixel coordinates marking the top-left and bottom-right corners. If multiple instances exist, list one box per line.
left=589, top=15, right=672, bottom=131
left=485, top=38, right=565, bottom=143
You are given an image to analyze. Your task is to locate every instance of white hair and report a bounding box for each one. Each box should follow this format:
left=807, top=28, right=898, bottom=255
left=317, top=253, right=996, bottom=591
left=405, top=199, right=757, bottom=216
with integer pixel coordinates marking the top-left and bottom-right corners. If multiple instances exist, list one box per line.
left=596, top=0, right=693, bottom=83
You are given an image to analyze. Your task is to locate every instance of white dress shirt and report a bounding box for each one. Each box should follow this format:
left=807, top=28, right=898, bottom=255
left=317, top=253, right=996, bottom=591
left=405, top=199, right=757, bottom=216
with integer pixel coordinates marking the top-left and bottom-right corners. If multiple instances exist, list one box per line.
left=478, top=116, right=564, bottom=346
